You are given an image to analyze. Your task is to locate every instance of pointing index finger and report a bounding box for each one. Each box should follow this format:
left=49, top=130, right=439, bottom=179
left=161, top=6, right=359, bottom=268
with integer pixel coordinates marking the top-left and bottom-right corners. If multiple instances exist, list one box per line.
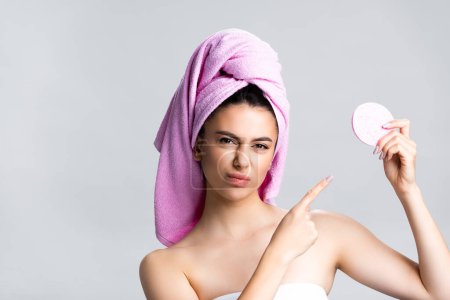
left=296, top=175, right=334, bottom=212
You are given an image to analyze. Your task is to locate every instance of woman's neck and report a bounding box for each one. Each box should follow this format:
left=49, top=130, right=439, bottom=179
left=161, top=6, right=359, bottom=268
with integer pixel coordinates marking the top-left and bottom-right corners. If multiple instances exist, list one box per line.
left=194, top=189, right=279, bottom=242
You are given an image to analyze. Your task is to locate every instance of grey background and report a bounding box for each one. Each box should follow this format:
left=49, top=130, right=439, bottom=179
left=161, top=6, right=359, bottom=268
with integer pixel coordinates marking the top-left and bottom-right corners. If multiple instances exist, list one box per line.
left=1, top=0, right=449, bottom=299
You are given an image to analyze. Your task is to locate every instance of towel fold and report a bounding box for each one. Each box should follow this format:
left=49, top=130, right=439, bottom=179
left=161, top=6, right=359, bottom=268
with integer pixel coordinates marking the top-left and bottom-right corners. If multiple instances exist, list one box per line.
left=153, top=28, right=290, bottom=247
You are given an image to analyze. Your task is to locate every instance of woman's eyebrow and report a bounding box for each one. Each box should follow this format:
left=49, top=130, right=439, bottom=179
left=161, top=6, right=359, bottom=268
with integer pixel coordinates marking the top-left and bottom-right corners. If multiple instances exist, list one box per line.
left=214, top=130, right=273, bottom=142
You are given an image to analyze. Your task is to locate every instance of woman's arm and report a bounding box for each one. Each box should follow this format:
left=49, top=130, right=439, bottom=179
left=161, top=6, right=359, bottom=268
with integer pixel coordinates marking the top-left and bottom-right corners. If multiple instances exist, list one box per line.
left=237, top=246, right=292, bottom=300
left=330, top=185, right=449, bottom=299
left=397, top=184, right=450, bottom=299
left=336, top=118, right=450, bottom=299
left=238, top=176, right=333, bottom=299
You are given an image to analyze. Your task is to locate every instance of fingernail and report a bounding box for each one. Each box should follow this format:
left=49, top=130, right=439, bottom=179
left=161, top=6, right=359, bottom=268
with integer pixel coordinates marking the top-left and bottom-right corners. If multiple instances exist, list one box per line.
left=382, top=122, right=391, bottom=129
left=379, top=152, right=383, bottom=160
left=325, top=175, right=334, bottom=183
left=373, top=145, right=379, bottom=155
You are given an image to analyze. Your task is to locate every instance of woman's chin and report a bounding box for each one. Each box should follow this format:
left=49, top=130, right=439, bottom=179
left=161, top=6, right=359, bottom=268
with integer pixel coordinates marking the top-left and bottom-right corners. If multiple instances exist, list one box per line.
left=215, top=186, right=257, bottom=201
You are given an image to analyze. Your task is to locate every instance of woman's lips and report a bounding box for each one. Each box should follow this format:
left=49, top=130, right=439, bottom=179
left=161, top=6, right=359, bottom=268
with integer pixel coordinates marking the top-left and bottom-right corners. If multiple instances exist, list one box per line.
left=226, top=173, right=250, bottom=187
left=227, top=172, right=250, bottom=180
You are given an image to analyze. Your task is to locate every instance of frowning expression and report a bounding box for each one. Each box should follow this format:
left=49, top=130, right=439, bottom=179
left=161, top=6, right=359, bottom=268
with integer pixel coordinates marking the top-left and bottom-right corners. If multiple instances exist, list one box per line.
left=194, top=103, right=278, bottom=199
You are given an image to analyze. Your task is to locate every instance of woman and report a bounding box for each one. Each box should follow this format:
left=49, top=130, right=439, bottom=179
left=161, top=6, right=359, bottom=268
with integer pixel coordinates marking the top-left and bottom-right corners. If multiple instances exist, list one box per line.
left=140, top=28, right=450, bottom=299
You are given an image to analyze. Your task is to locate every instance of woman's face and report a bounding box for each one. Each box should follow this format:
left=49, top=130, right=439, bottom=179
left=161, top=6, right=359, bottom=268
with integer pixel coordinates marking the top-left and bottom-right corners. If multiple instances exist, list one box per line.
left=194, top=103, right=278, bottom=200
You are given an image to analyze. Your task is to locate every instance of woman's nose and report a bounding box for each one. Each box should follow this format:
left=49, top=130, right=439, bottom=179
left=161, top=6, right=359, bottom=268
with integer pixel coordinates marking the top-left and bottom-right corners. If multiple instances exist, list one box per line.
left=233, top=145, right=250, bottom=169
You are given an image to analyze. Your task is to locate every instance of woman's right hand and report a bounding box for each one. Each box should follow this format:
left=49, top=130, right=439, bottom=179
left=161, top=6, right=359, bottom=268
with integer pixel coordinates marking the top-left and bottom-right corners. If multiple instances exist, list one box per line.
left=267, top=175, right=334, bottom=264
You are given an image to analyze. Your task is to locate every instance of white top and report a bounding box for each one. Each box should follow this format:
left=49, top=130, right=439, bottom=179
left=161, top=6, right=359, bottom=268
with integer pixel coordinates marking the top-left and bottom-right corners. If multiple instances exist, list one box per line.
left=213, top=282, right=328, bottom=300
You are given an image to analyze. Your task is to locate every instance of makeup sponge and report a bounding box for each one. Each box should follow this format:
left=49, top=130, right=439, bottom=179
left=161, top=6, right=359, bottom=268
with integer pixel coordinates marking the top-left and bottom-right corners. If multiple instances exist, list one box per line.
left=352, top=102, right=394, bottom=146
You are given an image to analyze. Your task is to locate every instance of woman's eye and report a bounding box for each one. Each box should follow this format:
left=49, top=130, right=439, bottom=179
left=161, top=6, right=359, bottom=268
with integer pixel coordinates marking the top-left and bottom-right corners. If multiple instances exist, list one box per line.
left=219, top=137, right=235, bottom=144
left=255, top=144, right=269, bottom=150
left=218, top=138, right=268, bottom=150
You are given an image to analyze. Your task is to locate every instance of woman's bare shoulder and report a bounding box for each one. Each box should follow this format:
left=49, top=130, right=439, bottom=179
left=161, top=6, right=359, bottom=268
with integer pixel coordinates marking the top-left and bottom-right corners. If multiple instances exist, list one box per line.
left=140, top=244, right=189, bottom=268
left=309, top=208, right=382, bottom=251
left=274, top=206, right=356, bottom=228
left=310, top=208, right=355, bottom=222
left=309, top=209, right=365, bottom=234
left=140, top=247, right=169, bottom=264
left=139, top=248, right=172, bottom=278
left=139, top=247, right=198, bottom=299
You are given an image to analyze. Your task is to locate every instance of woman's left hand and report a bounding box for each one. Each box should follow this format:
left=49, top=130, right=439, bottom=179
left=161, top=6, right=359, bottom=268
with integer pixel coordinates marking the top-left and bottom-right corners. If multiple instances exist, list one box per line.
left=374, top=118, right=417, bottom=193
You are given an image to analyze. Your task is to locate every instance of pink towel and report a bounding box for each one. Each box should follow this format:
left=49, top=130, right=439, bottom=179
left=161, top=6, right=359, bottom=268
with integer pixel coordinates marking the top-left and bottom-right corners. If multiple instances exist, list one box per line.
left=153, top=28, right=290, bottom=247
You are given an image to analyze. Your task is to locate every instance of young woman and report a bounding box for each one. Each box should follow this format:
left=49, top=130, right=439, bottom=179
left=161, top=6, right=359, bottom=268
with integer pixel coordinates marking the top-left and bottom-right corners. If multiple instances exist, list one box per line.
left=140, top=29, right=450, bottom=300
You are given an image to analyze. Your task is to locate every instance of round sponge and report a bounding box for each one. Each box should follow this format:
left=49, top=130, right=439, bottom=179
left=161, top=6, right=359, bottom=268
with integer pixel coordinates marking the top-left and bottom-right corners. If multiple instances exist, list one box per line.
left=352, top=102, right=394, bottom=146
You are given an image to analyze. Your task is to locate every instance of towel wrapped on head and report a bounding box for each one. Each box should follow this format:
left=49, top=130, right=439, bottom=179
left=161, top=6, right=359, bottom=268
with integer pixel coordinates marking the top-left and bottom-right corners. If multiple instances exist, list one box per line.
left=153, top=28, right=290, bottom=247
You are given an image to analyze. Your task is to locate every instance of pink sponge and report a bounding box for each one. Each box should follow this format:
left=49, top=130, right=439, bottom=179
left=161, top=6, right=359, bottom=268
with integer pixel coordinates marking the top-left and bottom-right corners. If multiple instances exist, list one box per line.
left=352, top=102, right=394, bottom=146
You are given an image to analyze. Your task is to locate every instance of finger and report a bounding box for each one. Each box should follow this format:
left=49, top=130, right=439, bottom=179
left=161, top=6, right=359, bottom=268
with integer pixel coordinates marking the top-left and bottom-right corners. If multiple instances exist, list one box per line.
left=375, top=129, right=397, bottom=151
left=383, top=140, right=415, bottom=161
left=294, top=175, right=334, bottom=212
left=382, top=118, right=410, bottom=138
left=380, top=141, right=400, bottom=160
left=376, top=131, right=415, bottom=157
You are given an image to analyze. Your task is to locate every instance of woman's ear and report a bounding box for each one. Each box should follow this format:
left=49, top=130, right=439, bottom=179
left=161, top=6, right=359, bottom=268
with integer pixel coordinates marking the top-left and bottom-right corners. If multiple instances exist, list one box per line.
left=193, top=135, right=208, bottom=161
left=192, top=142, right=202, bottom=161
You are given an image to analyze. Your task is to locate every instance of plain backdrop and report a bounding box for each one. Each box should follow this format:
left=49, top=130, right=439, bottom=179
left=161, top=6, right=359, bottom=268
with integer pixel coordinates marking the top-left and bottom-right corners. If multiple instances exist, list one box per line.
left=1, top=0, right=449, bottom=299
